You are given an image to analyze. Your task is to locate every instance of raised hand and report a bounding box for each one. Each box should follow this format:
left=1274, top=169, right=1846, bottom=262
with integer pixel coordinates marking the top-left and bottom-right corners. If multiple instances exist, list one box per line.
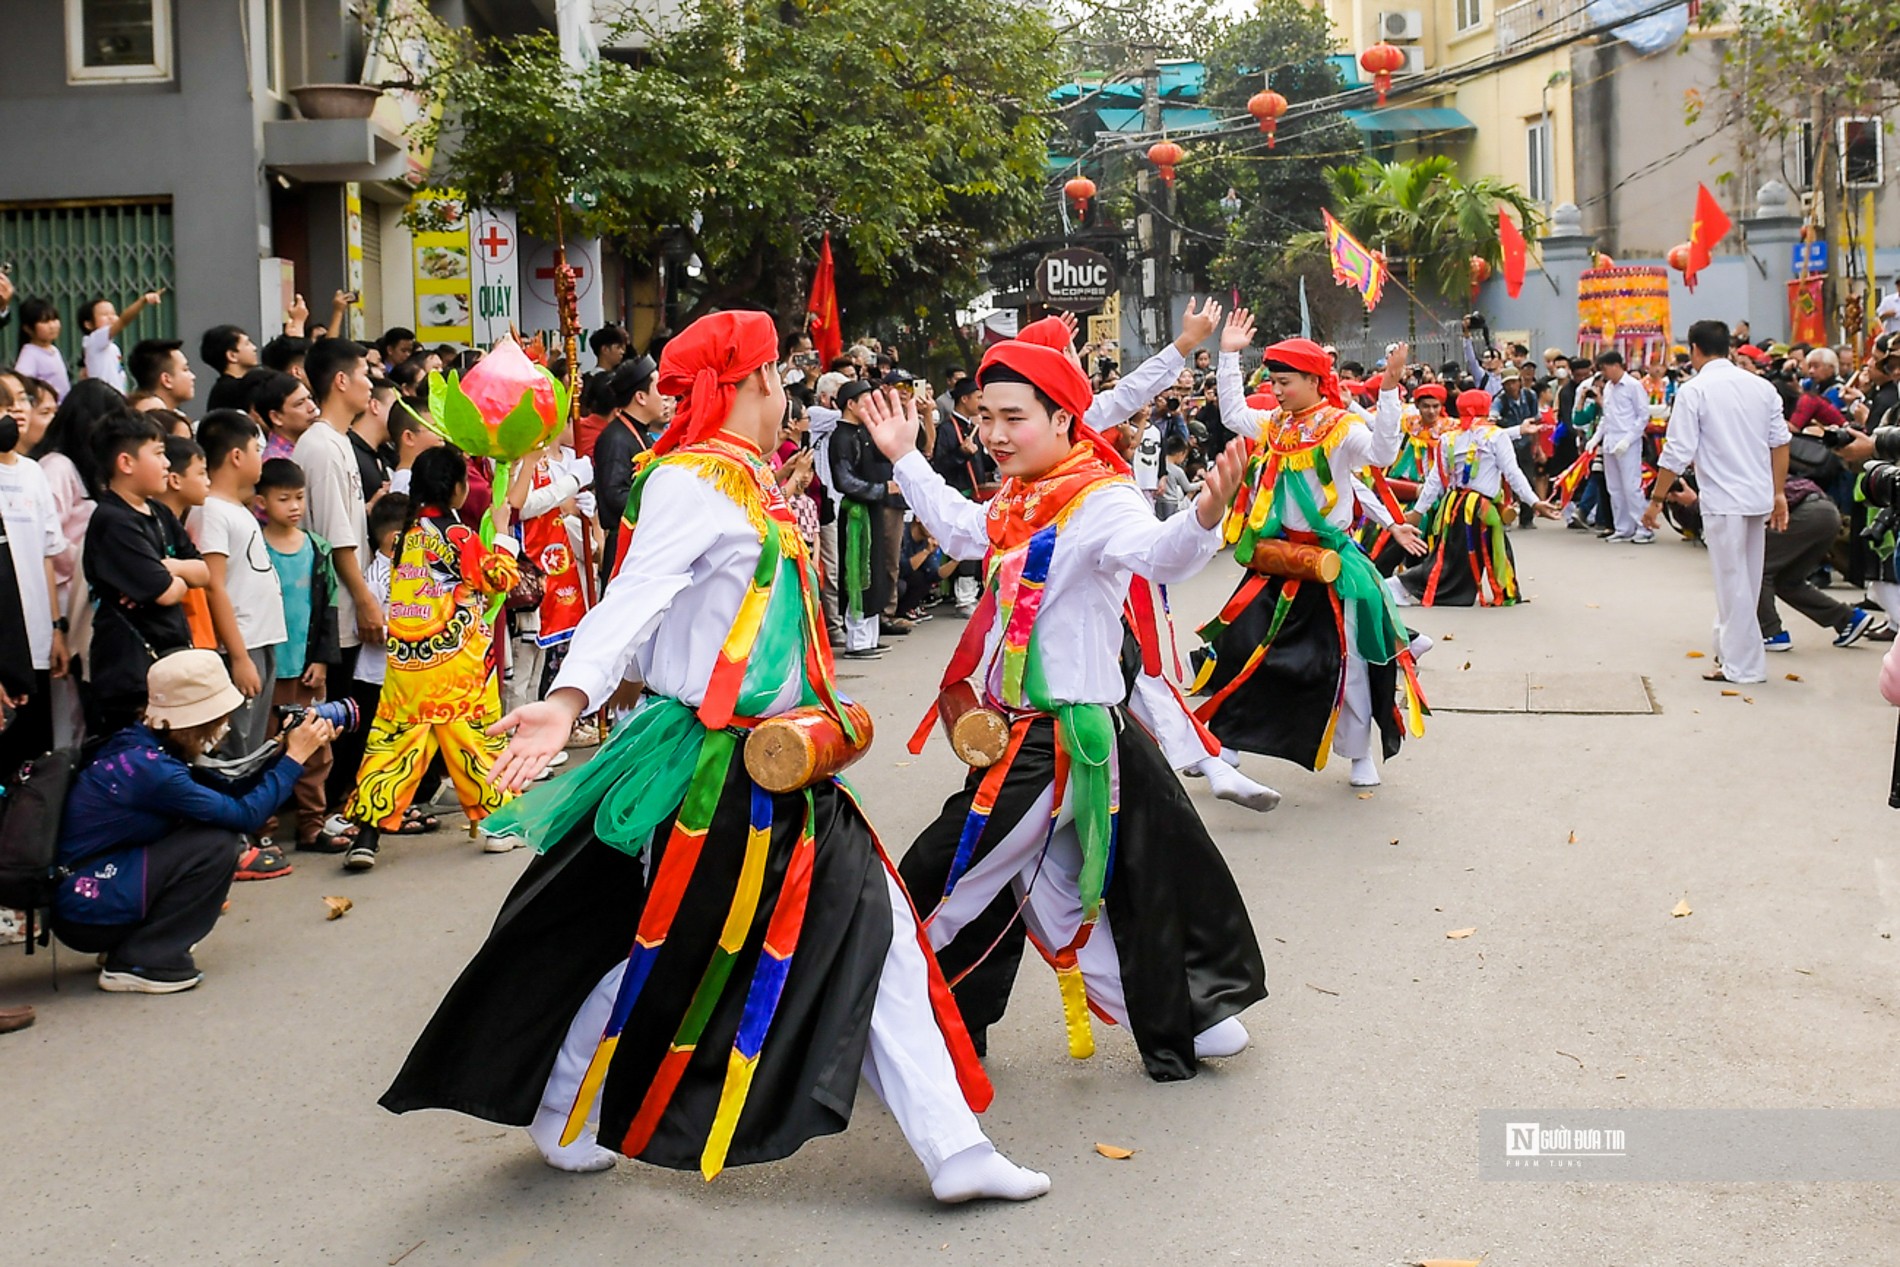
left=1382, top=341, right=1409, bottom=389
left=1056, top=311, right=1079, bottom=347
left=1177, top=297, right=1223, bottom=350
left=858, top=387, right=921, bottom=462
left=1221, top=308, right=1257, bottom=354
left=1195, top=438, right=1251, bottom=529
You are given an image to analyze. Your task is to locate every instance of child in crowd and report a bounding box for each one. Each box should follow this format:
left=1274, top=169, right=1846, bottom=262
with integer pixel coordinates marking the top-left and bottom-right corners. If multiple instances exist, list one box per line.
left=157, top=435, right=217, bottom=651
left=0, top=374, right=69, bottom=780
left=342, top=446, right=519, bottom=871
left=258, top=458, right=342, bottom=852
left=13, top=298, right=70, bottom=401
left=1155, top=435, right=1199, bottom=520
left=898, top=517, right=956, bottom=621
left=16, top=375, right=57, bottom=451
left=79, top=291, right=162, bottom=394
left=189, top=410, right=285, bottom=759
left=385, top=403, right=443, bottom=495
left=83, top=411, right=206, bottom=734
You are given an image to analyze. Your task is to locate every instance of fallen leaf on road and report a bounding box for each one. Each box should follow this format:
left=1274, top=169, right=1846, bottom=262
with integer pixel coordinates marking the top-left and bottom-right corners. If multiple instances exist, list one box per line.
left=1094, top=1143, right=1135, bottom=1160
left=1461, top=661, right=1472, bottom=670
left=1743, top=696, right=1754, bottom=704
left=1793, top=967, right=1814, bottom=975
left=1567, top=830, right=1578, bottom=844
left=1671, top=896, right=1692, bottom=918
left=1686, top=650, right=1705, bottom=658
left=1586, top=602, right=1600, bottom=608
left=1785, top=673, right=1803, bottom=682
left=1356, top=792, right=1374, bottom=800
left=1446, top=927, right=1476, bottom=939
left=1389, top=837, right=1401, bottom=845
left=895, top=760, right=913, bottom=768
left=1721, top=689, right=1739, bottom=697
left=1442, top=633, right=1455, bottom=641
left=323, top=896, right=353, bottom=921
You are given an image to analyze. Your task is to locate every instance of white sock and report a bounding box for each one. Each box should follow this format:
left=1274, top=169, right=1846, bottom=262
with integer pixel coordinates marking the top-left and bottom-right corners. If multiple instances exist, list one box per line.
left=1193, top=1016, right=1250, bottom=1060
left=1220, top=746, right=1240, bottom=768
left=1408, top=631, right=1434, bottom=660
left=1385, top=575, right=1416, bottom=607
left=528, top=1102, right=617, bottom=1173
left=929, top=1141, right=1051, bottom=1204
left=1349, top=757, right=1381, bottom=787
left=1197, top=758, right=1281, bottom=813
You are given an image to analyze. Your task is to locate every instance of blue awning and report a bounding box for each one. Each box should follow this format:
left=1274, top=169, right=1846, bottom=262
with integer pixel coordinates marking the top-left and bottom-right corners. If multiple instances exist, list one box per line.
left=1095, top=106, right=1218, bottom=134
left=1342, top=106, right=1478, bottom=136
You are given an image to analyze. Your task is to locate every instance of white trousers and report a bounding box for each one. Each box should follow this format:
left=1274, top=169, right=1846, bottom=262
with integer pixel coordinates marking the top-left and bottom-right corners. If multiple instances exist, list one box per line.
left=1128, top=672, right=1215, bottom=773
left=1604, top=444, right=1646, bottom=537
left=507, top=635, right=550, bottom=713
left=1332, top=648, right=1375, bottom=762
left=924, top=782, right=1131, bottom=1027
left=541, top=867, right=988, bottom=1175
left=1870, top=580, right=1900, bottom=628
left=819, top=520, right=841, bottom=629
left=1703, top=512, right=1768, bottom=684
left=842, top=611, right=881, bottom=652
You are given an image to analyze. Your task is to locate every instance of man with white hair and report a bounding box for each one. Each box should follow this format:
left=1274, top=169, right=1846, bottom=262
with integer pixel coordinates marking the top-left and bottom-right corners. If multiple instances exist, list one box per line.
left=808, top=370, right=849, bottom=635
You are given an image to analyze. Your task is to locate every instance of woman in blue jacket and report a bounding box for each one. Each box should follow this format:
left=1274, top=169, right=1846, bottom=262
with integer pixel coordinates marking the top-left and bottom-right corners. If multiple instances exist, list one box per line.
left=54, top=649, right=334, bottom=993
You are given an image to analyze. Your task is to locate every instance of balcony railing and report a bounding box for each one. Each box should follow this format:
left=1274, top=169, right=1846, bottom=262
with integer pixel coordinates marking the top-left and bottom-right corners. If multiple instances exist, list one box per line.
left=1496, top=0, right=1592, bottom=53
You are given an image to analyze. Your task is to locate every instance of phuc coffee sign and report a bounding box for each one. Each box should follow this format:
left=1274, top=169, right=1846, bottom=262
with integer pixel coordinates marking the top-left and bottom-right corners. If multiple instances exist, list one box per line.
left=1036, top=248, right=1116, bottom=312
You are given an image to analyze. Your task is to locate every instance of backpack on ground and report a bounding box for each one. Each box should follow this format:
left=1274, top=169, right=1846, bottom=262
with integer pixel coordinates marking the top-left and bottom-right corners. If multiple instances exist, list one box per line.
left=0, top=748, right=81, bottom=955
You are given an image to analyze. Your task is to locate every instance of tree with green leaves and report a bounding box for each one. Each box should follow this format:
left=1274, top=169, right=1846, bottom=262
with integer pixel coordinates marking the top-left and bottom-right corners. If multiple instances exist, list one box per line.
left=1284, top=156, right=1541, bottom=339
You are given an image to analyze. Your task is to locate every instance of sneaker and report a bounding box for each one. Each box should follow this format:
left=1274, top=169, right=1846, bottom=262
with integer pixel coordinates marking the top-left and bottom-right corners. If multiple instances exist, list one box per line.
left=1763, top=631, right=1793, bottom=652
left=841, top=647, right=886, bottom=660
left=1567, top=519, right=1590, bottom=531
left=879, top=618, right=915, bottom=636
left=547, top=750, right=570, bottom=768
left=481, top=830, right=524, bottom=854
left=1605, top=531, right=1634, bottom=542
left=1834, top=608, right=1883, bottom=648
left=344, top=829, right=382, bottom=871
left=235, top=843, right=294, bottom=881
left=1630, top=531, right=1656, bottom=544
left=99, top=966, right=203, bottom=994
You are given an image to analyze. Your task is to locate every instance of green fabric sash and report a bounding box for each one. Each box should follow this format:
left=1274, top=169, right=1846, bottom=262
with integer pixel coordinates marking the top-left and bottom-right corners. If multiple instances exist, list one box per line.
left=842, top=500, right=871, bottom=618
left=1279, top=469, right=1405, bottom=666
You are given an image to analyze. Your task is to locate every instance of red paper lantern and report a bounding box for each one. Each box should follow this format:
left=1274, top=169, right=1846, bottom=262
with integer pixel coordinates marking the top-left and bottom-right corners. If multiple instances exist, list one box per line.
left=1360, top=42, right=1406, bottom=106
left=1248, top=90, right=1288, bottom=148
left=1666, top=242, right=1695, bottom=274
left=1063, top=176, right=1097, bottom=217
left=1468, top=255, right=1492, bottom=298
left=1148, top=140, right=1184, bottom=187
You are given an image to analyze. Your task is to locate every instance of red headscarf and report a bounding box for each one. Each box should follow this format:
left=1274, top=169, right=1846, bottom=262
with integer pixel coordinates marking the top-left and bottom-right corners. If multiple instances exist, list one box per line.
left=1455, top=388, right=1495, bottom=427
left=1016, top=316, right=1074, bottom=351
left=1260, top=337, right=1345, bottom=409
left=1413, top=383, right=1447, bottom=403
left=977, top=339, right=1129, bottom=474
left=653, top=310, right=780, bottom=455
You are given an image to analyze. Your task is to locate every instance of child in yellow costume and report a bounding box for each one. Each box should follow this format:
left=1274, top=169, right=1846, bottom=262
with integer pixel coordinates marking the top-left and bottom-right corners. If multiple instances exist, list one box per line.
left=344, top=445, right=521, bottom=869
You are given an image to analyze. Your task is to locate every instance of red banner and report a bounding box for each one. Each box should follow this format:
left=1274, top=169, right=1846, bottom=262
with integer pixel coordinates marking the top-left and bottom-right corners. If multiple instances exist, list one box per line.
left=805, top=233, right=843, bottom=368
left=1499, top=209, right=1527, bottom=299
left=1788, top=277, right=1828, bottom=346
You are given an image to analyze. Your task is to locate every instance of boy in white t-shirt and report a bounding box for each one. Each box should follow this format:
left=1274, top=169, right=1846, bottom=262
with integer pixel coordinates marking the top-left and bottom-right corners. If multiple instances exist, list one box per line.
left=190, top=410, right=286, bottom=758
left=1130, top=401, right=1164, bottom=503
left=80, top=291, right=162, bottom=393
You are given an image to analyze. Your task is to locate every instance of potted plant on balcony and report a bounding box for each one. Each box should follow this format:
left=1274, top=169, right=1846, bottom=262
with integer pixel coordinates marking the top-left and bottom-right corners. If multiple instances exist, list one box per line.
left=290, top=83, right=384, bottom=120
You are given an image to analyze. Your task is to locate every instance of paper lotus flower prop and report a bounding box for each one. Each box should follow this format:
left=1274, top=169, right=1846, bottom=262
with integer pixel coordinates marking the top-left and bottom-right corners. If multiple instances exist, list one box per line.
left=425, top=334, right=569, bottom=463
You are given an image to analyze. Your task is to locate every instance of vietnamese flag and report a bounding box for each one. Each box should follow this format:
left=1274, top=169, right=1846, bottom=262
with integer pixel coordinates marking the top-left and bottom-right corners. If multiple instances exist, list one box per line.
left=1685, top=183, right=1733, bottom=288
left=805, top=232, right=843, bottom=369
left=1498, top=208, right=1528, bottom=299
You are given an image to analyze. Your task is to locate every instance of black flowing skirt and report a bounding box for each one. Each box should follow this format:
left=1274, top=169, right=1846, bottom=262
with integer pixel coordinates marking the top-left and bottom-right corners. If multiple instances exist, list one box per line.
left=1199, top=574, right=1404, bottom=768
left=899, top=715, right=1266, bottom=1082
left=380, top=763, right=894, bottom=1172
left=1394, top=490, right=1521, bottom=607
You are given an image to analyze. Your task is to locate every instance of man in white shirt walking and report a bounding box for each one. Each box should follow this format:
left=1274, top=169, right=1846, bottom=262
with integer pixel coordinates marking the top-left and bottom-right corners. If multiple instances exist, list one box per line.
left=1596, top=349, right=1655, bottom=543
left=1643, top=320, right=1791, bottom=686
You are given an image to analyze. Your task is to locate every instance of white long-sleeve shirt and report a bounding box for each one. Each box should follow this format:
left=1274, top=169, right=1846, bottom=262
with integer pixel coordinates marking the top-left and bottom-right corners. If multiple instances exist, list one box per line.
left=1597, top=373, right=1652, bottom=444
left=1215, top=350, right=1403, bottom=533
left=1085, top=344, right=1184, bottom=431
left=1658, top=356, right=1791, bottom=516
left=894, top=449, right=1221, bottom=706
left=551, top=463, right=804, bottom=716
left=1414, top=426, right=1539, bottom=512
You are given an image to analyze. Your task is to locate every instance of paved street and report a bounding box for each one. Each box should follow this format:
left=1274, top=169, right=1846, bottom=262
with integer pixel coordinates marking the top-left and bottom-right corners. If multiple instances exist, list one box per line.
left=9, top=526, right=1900, bottom=1265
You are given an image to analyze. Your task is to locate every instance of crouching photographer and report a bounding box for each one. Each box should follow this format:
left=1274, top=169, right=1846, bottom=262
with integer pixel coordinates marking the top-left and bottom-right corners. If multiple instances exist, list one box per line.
left=52, top=649, right=335, bottom=994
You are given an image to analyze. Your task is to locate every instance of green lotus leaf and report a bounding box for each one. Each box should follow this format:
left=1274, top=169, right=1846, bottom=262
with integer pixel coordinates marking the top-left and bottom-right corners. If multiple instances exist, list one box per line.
left=494, top=389, right=550, bottom=459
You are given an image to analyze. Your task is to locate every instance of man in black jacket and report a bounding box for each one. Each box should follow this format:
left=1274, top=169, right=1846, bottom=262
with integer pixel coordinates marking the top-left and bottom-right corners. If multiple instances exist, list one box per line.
left=592, top=355, right=670, bottom=590
left=829, top=380, right=906, bottom=656
left=931, top=377, right=992, bottom=497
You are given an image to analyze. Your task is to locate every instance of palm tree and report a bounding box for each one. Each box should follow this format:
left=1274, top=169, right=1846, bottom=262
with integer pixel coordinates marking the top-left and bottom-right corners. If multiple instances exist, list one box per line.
left=1286, top=157, right=1542, bottom=340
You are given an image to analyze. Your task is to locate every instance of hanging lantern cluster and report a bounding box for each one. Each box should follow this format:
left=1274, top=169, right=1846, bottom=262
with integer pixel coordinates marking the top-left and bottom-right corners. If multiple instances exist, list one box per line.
left=1148, top=140, right=1184, bottom=187
left=1064, top=176, right=1097, bottom=218
left=1248, top=89, right=1288, bottom=148
left=1359, top=42, right=1405, bottom=106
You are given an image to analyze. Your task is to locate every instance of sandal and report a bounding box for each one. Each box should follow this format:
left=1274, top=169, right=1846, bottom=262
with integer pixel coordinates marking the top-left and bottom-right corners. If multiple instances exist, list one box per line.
left=319, top=814, right=360, bottom=841
left=396, top=806, right=440, bottom=835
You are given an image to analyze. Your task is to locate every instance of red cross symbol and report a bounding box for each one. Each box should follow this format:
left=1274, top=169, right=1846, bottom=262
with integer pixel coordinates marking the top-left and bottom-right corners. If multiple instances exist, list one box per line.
left=477, top=224, right=512, bottom=259
left=534, top=264, right=583, bottom=282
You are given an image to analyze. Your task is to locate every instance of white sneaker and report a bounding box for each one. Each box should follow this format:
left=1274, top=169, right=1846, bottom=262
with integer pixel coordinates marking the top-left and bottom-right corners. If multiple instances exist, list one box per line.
left=481, top=830, right=525, bottom=854
left=1631, top=530, right=1656, bottom=545
left=547, top=750, right=570, bottom=768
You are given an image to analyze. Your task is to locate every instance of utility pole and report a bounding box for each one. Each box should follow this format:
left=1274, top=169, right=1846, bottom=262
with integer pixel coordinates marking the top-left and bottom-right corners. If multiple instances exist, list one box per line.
left=1142, top=48, right=1174, bottom=348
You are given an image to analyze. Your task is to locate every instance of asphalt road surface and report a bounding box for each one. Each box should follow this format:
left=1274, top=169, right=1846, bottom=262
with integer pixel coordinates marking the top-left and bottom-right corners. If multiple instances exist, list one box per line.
left=8, top=525, right=1900, bottom=1265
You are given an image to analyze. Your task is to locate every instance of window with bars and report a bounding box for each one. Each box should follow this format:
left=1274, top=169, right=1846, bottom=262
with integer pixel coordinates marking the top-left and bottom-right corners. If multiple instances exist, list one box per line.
left=0, top=201, right=176, bottom=373
left=65, top=0, right=172, bottom=82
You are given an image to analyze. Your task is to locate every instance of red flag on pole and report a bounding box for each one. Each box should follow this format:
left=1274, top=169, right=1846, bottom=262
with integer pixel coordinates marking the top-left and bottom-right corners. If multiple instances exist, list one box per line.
left=1498, top=209, right=1528, bottom=299
left=1685, top=183, right=1732, bottom=288
left=805, top=232, right=843, bottom=368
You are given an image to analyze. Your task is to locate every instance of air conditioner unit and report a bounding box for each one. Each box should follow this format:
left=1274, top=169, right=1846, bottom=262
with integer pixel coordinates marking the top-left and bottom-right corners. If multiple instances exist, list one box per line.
left=1379, top=10, right=1424, bottom=41
left=1393, top=46, right=1427, bottom=75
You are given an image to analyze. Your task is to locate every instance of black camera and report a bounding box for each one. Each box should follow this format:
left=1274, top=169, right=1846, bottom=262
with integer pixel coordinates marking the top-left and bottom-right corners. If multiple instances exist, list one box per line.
left=1871, top=426, right=1900, bottom=462
left=276, top=699, right=363, bottom=734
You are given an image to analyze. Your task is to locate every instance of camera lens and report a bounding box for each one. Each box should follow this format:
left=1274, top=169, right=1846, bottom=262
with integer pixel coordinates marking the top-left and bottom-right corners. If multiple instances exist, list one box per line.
left=1873, top=426, right=1900, bottom=463
left=1863, top=460, right=1900, bottom=510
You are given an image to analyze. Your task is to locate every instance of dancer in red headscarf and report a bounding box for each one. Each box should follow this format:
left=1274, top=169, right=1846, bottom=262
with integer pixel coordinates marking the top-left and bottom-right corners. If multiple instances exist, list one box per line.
left=1197, top=309, right=1423, bottom=789
left=381, top=311, right=1050, bottom=1205
left=1386, top=389, right=1561, bottom=607
left=856, top=335, right=1268, bottom=1083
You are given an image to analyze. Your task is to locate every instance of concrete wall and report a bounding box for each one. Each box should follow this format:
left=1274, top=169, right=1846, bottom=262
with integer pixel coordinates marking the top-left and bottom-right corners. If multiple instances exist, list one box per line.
left=0, top=0, right=287, bottom=378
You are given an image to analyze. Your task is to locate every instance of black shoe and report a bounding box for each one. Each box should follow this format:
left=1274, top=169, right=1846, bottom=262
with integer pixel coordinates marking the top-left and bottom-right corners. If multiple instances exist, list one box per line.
left=98, top=965, right=203, bottom=994
left=344, top=827, right=381, bottom=871
left=841, top=647, right=886, bottom=660
left=879, top=618, right=914, bottom=636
